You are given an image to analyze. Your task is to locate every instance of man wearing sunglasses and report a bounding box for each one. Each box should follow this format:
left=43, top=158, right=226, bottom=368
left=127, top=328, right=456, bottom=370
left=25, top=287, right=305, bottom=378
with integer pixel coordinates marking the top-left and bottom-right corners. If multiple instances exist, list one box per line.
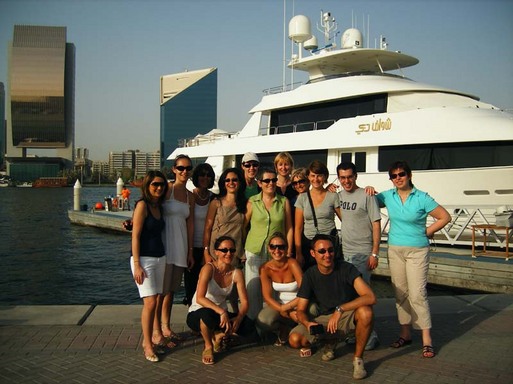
left=241, top=152, right=261, bottom=198
left=290, top=234, right=376, bottom=380
left=336, top=162, right=381, bottom=351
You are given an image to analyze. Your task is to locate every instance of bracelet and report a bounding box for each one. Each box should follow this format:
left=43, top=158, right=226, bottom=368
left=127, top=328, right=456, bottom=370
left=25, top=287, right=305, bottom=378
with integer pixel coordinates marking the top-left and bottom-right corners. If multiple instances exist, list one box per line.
left=371, top=253, right=379, bottom=259
left=220, top=311, right=227, bottom=316
left=204, top=246, right=209, bottom=250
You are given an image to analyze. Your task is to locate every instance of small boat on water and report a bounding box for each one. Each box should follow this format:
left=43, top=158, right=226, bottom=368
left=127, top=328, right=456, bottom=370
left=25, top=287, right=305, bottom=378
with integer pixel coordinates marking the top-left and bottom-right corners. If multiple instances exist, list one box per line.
left=16, top=182, right=33, bottom=188
left=32, top=177, right=69, bottom=188
left=169, top=9, right=513, bottom=211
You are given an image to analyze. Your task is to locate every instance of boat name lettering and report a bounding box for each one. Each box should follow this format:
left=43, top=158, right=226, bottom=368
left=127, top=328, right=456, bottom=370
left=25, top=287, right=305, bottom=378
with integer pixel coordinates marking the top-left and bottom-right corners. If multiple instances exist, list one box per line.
left=356, top=118, right=392, bottom=135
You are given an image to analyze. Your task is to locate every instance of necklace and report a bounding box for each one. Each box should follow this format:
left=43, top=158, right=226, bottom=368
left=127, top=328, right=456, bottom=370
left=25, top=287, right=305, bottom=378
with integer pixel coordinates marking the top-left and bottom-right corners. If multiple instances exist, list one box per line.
left=195, top=190, right=210, bottom=201
left=214, top=264, right=232, bottom=277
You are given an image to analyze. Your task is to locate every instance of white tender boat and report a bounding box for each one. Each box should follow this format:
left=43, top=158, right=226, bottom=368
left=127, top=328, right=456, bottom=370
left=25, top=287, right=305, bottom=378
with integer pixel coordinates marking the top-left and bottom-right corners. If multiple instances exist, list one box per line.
left=170, top=10, right=513, bottom=214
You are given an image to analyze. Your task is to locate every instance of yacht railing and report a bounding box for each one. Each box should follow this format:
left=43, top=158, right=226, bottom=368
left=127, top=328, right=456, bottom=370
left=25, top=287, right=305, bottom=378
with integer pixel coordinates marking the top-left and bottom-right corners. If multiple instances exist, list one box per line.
left=263, top=81, right=303, bottom=95
left=259, top=119, right=336, bottom=136
left=378, top=205, right=512, bottom=248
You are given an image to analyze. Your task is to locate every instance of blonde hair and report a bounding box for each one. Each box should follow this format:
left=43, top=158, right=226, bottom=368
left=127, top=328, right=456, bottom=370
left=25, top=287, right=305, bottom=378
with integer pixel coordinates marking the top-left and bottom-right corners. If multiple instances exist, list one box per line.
left=274, top=152, right=294, bottom=170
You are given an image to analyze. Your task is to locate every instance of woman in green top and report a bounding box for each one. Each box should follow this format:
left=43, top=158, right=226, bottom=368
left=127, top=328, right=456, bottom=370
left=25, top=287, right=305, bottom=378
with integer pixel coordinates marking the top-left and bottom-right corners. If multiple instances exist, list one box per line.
left=244, top=167, right=293, bottom=320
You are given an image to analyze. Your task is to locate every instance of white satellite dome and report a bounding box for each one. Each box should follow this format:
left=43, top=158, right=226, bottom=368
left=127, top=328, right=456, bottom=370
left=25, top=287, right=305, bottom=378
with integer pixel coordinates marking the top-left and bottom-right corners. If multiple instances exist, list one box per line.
left=304, top=35, right=318, bottom=50
left=341, top=28, right=363, bottom=49
left=289, top=15, right=311, bottom=43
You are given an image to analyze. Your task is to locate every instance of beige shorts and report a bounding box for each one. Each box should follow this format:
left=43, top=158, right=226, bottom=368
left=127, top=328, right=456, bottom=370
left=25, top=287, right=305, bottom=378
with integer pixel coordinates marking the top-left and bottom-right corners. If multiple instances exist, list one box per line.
left=291, top=309, right=356, bottom=343
left=162, top=263, right=185, bottom=294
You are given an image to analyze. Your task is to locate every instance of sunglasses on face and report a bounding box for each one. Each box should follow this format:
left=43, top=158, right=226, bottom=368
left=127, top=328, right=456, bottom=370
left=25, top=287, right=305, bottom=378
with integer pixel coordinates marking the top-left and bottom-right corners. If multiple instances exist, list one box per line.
left=291, top=179, right=306, bottom=187
left=175, top=165, right=193, bottom=172
left=243, top=162, right=260, bottom=168
left=150, top=182, right=166, bottom=188
left=224, top=178, right=239, bottom=183
left=269, top=243, right=287, bottom=251
left=315, top=247, right=335, bottom=254
left=216, top=248, right=236, bottom=254
left=260, top=177, right=278, bottom=184
left=390, top=171, right=407, bottom=180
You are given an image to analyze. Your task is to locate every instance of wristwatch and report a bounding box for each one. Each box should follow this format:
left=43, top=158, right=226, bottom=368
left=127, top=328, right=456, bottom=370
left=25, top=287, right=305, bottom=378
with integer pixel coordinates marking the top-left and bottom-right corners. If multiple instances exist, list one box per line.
left=335, top=305, right=344, bottom=314
left=371, top=253, right=379, bottom=259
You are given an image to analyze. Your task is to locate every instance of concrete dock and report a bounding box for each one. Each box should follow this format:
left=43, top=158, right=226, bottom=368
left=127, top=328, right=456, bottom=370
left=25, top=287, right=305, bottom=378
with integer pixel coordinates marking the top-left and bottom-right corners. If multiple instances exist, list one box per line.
left=1, top=294, right=512, bottom=383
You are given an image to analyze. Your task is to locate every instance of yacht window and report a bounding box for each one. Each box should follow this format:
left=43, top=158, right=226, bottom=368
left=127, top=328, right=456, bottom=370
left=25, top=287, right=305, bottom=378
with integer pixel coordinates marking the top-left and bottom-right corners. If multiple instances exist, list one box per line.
left=269, top=93, right=387, bottom=134
left=378, top=141, right=513, bottom=171
left=355, top=152, right=366, bottom=173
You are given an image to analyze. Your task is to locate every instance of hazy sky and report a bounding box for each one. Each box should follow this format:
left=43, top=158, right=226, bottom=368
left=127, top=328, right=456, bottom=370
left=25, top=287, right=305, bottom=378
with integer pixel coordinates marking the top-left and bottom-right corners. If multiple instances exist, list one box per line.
left=1, top=0, right=512, bottom=161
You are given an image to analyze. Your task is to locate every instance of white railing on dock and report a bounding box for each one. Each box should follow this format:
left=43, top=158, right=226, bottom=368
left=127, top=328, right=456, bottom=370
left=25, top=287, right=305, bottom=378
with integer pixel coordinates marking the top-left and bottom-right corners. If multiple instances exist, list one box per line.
left=379, top=205, right=513, bottom=248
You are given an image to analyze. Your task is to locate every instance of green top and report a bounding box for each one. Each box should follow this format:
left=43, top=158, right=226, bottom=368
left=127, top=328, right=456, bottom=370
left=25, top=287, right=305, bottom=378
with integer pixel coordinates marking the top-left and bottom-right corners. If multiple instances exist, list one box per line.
left=245, top=193, right=287, bottom=255
left=244, top=181, right=260, bottom=199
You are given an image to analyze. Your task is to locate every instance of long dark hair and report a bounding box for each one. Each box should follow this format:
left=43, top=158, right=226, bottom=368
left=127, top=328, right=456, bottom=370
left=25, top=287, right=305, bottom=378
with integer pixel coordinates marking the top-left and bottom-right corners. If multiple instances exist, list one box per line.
left=140, top=170, right=168, bottom=205
left=388, top=160, right=414, bottom=188
left=218, top=167, right=247, bottom=213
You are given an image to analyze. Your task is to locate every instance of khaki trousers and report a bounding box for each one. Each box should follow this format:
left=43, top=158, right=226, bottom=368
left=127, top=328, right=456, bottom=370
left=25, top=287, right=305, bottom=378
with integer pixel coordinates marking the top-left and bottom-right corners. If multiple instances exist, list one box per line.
left=388, top=245, right=432, bottom=330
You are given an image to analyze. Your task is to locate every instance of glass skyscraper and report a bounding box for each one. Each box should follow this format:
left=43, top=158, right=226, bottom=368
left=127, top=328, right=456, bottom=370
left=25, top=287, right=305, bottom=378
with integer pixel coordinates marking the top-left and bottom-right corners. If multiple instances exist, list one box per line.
left=6, top=25, right=75, bottom=180
left=160, top=68, right=217, bottom=168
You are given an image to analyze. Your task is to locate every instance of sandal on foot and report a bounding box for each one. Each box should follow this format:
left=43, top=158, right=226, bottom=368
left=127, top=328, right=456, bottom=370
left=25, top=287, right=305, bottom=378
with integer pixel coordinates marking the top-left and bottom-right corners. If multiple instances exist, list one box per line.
left=274, top=336, right=287, bottom=347
left=422, top=345, right=436, bottom=358
left=390, top=337, right=412, bottom=348
left=143, top=346, right=159, bottom=363
left=299, top=347, right=312, bottom=358
left=212, top=333, right=226, bottom=353
left=202, top=348, right=214, bottom=365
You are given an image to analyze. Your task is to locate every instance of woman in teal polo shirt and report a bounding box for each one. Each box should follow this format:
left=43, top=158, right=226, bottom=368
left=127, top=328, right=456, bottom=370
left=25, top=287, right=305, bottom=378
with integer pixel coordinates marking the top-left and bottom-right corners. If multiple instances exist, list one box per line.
left=376, top=161, right=450, bottom=359
left=244, top=167, right=293, bottom=320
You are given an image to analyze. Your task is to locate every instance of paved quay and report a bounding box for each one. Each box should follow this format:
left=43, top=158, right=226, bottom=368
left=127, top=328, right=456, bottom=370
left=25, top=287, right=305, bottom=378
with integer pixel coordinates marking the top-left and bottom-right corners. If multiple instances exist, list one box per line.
left=1, top=294, right=512, bottom=384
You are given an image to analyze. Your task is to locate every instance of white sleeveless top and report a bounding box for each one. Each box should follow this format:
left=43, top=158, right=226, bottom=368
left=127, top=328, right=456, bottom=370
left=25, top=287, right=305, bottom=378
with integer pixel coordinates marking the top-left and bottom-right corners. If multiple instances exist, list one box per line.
left=162, top=184, right=190, bottom=266
left=272, top=281, right=298, bottom=304
left=193, top=199, right=209, bottom=247
left=189, top=263, right=235, bottom=312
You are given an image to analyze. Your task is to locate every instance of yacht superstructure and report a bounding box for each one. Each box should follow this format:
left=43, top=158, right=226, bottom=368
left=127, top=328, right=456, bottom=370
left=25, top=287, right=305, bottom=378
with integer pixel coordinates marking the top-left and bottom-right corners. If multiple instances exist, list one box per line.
left=169, top=10, right=513, bottom=211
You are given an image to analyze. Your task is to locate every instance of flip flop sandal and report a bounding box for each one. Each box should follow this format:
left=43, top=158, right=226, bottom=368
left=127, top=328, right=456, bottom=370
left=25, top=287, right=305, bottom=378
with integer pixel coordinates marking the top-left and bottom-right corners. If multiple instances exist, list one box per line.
left=202, top=348, right=215, bottom=365
left=422, top=345, right=436, bottom=358
left=390, top=337, right=412, bottom=348
left=300, top=347, right=312, bottom=358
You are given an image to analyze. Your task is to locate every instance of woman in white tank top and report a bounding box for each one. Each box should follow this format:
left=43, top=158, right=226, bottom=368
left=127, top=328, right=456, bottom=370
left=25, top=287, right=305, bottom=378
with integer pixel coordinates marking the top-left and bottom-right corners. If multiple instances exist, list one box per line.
left=257, top=232, right=303, bottom=346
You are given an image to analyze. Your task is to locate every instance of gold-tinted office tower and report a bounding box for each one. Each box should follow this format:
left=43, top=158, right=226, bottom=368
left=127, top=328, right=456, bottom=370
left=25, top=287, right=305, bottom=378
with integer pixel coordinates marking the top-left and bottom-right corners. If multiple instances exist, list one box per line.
left=6, top=25, right=75, bottom=179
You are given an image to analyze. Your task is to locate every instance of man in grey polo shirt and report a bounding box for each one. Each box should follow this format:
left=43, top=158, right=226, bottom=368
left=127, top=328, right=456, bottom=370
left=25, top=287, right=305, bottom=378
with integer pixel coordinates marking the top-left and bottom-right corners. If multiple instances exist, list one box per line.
left=337, top=161, right=381, bottom=350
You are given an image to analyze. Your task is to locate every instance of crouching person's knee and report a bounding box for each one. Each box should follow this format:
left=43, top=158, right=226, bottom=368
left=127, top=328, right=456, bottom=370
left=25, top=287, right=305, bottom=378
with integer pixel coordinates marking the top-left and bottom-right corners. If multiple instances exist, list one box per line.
left=355, top=305, right=373, bottom=327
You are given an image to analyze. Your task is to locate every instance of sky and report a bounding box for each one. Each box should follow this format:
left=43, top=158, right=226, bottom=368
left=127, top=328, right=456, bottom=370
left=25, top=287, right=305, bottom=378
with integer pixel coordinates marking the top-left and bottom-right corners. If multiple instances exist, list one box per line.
left=1, top=0, right=512, bottom=161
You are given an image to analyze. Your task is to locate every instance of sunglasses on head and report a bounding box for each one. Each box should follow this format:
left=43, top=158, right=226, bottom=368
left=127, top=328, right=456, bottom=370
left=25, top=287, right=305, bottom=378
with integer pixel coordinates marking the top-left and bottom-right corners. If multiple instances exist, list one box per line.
left=315, top=247, right=335, bottom=254
left=260, top=177, right=278, bottom=184
left=175, top=165, right=192, bottom=172
left=390, top=171, right=407, bottom=180
left=243, top=162, right=260, bottom=168
left=216, top=248, right=236, bottom=254
left=269, top=243, right=287, bottom=251
left=291, top=179, right=306, bottom=186
left=224, top=178, right=239, bottom=183
left=150, top=182, right=166, bottom=188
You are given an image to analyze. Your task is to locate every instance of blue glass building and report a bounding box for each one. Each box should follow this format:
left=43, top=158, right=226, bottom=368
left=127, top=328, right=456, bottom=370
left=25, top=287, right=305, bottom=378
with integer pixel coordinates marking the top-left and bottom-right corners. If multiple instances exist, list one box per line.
left=160, top=68, right=217, bottom=168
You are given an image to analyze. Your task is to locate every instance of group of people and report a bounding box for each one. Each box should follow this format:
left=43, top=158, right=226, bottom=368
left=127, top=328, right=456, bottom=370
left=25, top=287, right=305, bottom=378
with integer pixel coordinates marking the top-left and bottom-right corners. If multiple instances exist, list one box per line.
left=130, top=152, right=451, bottom=380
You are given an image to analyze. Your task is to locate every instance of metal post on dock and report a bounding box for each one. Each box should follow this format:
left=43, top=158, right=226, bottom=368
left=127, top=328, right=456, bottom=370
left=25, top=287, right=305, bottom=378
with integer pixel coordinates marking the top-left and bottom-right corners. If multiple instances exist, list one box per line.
left=74, top=180, right=82, bottom=211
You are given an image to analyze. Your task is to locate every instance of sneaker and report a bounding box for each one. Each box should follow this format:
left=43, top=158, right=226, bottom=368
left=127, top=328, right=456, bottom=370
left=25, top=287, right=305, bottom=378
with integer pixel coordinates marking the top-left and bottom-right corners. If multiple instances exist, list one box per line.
left=353, top=357, right=367, bottom=380
left=365, top=331, right=380, bottom=351
left=321, top=341, right=336, bottom=361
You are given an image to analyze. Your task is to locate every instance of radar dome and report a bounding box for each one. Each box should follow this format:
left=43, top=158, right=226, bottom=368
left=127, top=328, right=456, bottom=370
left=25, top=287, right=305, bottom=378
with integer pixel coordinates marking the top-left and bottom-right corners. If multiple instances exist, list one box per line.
left=342, top=28, right=363, bottom=49
left=304, top=36, right=318, bottom=50
left=289, top=15, right=311, bottom=43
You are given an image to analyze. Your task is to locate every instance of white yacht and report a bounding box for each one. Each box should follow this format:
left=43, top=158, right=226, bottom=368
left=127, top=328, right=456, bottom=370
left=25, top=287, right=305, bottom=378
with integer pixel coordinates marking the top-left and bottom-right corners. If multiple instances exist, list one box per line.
left=170, top=11, right=513, bottom=212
